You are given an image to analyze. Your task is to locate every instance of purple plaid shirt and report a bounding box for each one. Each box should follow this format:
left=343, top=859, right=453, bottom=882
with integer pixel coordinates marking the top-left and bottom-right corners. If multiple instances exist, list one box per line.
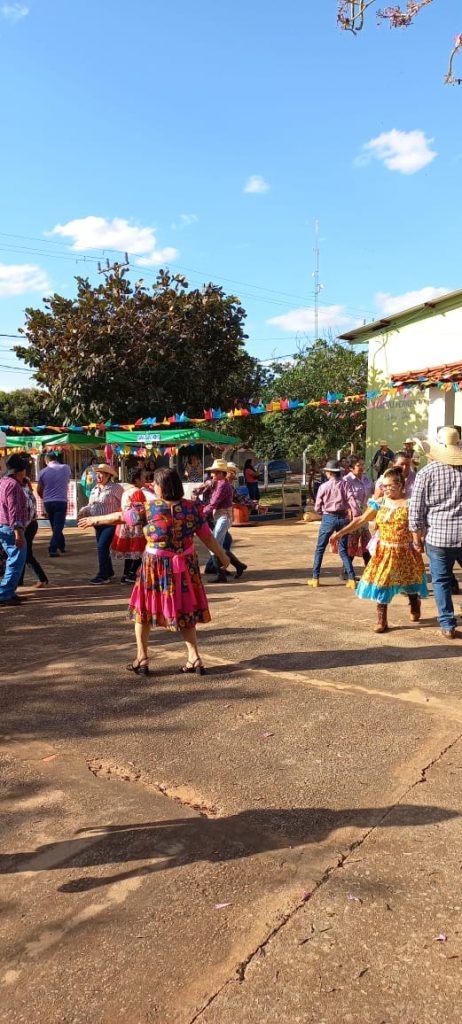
left=0, top=474, right=27, bottom=529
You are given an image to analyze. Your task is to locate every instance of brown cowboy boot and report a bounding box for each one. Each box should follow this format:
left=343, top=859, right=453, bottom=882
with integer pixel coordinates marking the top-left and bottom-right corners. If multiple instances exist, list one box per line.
left=374, top=602, right=389, bottom=633
left=409, top=594, right=421, bottom=622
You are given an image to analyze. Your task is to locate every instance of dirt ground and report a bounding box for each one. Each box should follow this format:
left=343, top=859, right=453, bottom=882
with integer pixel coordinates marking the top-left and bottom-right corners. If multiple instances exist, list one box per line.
left=1, top=520, right=462, bottom=1024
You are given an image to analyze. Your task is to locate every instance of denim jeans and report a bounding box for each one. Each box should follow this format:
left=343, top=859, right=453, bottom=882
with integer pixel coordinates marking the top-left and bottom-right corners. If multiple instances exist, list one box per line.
left=312, top=513, right=355, bottom=580
left=212, top=514, right=230, bottom=570
left=0, top=525, right=27, bottom=600
left=94, top=525, right=116, bottom=579
left=45, top=500, right=67, bottom=554
left=426, top=543, right=462, bottom=631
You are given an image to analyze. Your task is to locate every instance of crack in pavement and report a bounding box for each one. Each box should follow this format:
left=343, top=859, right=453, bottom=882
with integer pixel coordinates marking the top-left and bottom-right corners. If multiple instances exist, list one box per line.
left=86, top=758, right=221, bottom=817
left=185, top=729, right=462, bottom=1024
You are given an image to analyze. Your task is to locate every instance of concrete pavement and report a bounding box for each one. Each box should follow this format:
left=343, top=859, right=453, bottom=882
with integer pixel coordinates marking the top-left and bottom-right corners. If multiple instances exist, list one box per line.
left=1, top=521, right=462, bottom=1023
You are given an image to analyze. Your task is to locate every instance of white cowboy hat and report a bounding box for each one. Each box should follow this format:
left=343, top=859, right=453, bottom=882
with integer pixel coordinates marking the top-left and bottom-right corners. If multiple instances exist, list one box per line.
left=209, top=458, right=229, bottom=473
left=421, top=427, right=462, bottom=466
left=226, top=462, right=239, bottom=472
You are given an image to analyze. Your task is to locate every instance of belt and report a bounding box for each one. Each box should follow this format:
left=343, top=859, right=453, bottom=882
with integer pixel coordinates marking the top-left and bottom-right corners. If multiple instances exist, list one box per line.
left=379, top=539, right=412, bottom=549
left=323, top=509, right=347, bottom=515
left=149, top=545, right=196, bottom=601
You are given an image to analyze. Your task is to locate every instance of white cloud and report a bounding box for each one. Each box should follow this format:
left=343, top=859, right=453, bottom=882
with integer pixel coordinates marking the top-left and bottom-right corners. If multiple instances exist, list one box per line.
left=171, top=213, right=199, bottom=231
left=267, top=304, right=358, bottom=333
left=375, top=286, right=449, bottom=316
left=50, top=216, right=178, bottom=267
left=243, top=175, right=270, bottom=194
left=357, top=129, right=437, bottom=174
left=1, top=3, right=29, bottom=20
left=0, top=264, right=49, bottom=298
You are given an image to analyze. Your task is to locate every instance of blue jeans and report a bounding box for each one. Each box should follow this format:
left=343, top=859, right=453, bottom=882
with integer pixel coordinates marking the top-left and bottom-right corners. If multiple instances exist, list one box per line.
left=312, top=513, right=355, bottom=580
left=94, top=525, right=116, bottom=579
left=206, top=530, right=232, bottom=573
left=212, top=514, right=230, bottom=570
left=45, top=500, right=67, bottom=554
left=0, top=526, right=27, bottom=600
left=426, top=543, right=462, bottom=631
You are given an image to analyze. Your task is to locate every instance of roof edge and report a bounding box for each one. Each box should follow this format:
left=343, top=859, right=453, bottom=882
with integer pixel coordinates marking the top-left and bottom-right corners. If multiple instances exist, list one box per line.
left=339, top=288, right=462, bottom=344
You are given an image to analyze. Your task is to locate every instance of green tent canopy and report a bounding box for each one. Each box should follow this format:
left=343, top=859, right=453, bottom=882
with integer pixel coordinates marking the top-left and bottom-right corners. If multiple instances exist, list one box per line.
left=6, top=432, right=103, bottom=450
left=106, top=427, right=240, bottom=447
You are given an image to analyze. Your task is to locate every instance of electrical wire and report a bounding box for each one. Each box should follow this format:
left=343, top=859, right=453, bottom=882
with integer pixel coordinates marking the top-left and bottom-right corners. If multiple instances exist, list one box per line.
left=0, top=231, right=374, bottom=319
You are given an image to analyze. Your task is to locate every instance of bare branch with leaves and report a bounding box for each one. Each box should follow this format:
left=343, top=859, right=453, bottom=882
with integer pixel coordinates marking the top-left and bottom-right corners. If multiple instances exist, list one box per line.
left=337, top=0, right=461, bottom=84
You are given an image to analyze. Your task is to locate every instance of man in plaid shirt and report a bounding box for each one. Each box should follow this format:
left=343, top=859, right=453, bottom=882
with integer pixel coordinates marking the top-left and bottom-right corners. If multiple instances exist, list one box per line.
left=409, top=427, right=462, bottom=639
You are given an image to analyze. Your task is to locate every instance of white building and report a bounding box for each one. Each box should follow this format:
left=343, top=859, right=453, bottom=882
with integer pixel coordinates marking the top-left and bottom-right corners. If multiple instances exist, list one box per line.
left=339, top=288, right=462, bottom=464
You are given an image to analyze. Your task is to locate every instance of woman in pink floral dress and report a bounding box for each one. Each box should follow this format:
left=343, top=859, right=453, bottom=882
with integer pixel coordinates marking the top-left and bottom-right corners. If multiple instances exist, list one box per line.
left=124, top=468, right=230, bottom=675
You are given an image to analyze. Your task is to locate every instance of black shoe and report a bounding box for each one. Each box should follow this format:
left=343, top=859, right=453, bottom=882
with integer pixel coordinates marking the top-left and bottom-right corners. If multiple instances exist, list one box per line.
left=90, top=576, right=112, bottom=585
left=210, top=570, right=228, bottom=583
left=49, top=551, right=60, bottom=558
left=0, top=594, right=25, bottom=605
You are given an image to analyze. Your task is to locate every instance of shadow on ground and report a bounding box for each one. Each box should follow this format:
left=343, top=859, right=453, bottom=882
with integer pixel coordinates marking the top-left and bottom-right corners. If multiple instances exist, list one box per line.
left=0, top=804, right=457, bottom=891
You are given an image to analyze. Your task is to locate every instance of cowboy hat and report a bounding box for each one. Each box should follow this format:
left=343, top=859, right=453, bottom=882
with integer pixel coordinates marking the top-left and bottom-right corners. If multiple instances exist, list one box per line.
left=226, top=462, right=239, bottom=472
left=324, top=459, right=343, bottom=473
left=421, top=427, right=462, bottom=466
left=209, top=458, right=229, bottom=473
left=96, top=463, right=118, bottom=477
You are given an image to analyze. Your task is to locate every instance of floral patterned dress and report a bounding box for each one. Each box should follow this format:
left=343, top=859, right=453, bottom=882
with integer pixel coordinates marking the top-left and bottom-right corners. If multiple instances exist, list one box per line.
left=356, top=498, right=428, bottom=605
left=125, top=498, right=212, bottom=630
left=111, top=487, right=147, bottom=560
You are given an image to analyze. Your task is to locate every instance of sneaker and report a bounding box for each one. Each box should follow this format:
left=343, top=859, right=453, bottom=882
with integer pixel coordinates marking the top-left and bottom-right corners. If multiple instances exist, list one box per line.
left=49, top=551, right=60, bottom=558
left=90, top=576, right=112, bottom=585
left=345, top=579, right=357, bottom=590
left=307, top=578, right=320, bottom=587
left=0, top=594, right=25, bottom=605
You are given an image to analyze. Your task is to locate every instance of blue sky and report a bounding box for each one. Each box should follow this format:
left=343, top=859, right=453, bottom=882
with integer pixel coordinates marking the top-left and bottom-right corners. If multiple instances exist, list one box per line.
left=0, top=0, right=460, bottom=393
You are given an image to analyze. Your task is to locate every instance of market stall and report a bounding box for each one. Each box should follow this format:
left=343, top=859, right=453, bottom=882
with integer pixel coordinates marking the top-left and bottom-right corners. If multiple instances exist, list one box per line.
left=105, top=426, right=240, bottom=496
left=4, top=431, right=104, bottom=525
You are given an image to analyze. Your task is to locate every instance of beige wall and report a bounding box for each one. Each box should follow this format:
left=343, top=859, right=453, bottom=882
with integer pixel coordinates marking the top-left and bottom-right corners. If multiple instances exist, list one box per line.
left=365, top=306, right=462, bottom=468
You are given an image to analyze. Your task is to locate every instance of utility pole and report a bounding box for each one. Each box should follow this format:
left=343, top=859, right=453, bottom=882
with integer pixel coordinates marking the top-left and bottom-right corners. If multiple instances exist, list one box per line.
left=312, top=221, right=322, bottom=342
left=97, top=253, right=130, bottom=276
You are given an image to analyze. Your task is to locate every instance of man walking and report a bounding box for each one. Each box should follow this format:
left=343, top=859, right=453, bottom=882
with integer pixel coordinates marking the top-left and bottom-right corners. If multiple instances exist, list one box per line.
left=37, top=452, right=71, bottom=557
left=0, top=454, right=28, bottom=606
left=409, top=427, right=462, bottom=639
left=372, top=440, right=395, bottom=480
left=202, top=459, right=246, bottom=582
left=307, top=459, right=359, bottom=588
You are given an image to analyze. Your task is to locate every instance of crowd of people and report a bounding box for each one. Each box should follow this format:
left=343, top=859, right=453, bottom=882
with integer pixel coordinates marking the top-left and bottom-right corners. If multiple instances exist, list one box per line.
left=1, top=428, right=462, bottom=665
left=307, top=429, right=462, bottom=640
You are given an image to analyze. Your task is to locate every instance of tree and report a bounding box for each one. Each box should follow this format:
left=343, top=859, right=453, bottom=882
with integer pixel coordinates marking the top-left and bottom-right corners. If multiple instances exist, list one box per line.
left=0, top=388, right=51, bottom=427
left=337, top=2, right=462, bottom=84
left=227, top=340, right=367, bottom=461
left=14, top=267, right=266, bottom=423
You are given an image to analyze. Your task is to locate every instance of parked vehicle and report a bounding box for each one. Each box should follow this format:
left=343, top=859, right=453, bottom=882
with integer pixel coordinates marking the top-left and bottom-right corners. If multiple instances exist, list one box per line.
left=266, top=459, right=291, bottom=482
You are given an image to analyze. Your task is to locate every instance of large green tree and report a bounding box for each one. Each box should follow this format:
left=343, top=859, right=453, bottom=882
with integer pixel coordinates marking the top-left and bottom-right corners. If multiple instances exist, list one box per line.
left=0, top=388, right=51, bottom=427
left=218, top=340, right=367, bottom=460
left=15, top=268, right=266, bottom=423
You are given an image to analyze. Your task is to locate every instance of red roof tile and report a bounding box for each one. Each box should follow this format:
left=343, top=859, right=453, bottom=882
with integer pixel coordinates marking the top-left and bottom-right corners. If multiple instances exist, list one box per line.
left=390, top=359, right=462, bottom=385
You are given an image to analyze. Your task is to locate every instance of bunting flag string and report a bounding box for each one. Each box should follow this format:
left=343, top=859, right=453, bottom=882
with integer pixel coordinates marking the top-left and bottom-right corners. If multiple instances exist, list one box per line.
left=1, top=375, right=460, bottom=434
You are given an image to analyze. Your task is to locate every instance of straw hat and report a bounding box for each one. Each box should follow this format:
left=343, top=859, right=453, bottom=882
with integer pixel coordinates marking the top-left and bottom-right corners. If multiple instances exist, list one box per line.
left=209, top=458, right=229, bottom=473
left=96, top=463, right=118, bottom=477
left=421, top=427, right=462, bottom=466
left=226, top=462, right=239, bottom=472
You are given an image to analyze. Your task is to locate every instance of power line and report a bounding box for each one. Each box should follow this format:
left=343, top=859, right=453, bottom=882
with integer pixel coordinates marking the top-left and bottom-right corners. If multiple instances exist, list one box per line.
left=0, top=231, right=375, bottom=320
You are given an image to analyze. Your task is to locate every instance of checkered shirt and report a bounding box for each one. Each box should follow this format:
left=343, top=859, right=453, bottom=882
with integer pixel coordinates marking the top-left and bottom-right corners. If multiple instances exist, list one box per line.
left=408, top=462, right=462, bottom=548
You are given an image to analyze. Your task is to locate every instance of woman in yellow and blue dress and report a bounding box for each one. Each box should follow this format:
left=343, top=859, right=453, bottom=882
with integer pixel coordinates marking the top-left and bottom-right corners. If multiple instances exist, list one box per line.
left=331, top=467, right=428, bottom=633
